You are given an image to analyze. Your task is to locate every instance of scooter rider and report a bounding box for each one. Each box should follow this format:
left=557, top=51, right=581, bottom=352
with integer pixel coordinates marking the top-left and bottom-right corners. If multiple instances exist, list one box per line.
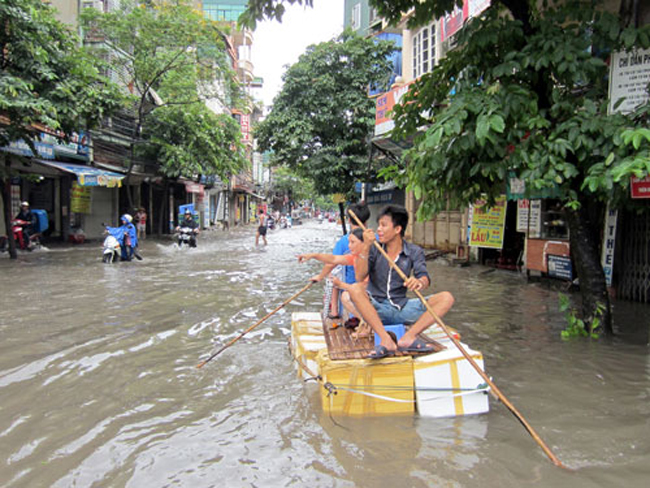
left=14, top=201, right=37, bottom=244
left=176, top=210, right=199, bottom=247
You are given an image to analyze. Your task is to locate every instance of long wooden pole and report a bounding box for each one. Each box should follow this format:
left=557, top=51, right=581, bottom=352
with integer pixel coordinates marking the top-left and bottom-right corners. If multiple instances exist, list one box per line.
left=348, top=210, right=568, bottom=469
left=196, top=281, right=315, bottom=369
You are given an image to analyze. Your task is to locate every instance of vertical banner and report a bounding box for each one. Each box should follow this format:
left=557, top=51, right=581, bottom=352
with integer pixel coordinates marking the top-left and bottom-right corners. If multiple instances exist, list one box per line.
left=70, top=182, right=92, bottom=214
left=469, top=195, right=507, bottom=249
left=240, top=114, right=250, bottom=142
left=601, top=205, right=618, bottom=287
left=516, top=199, right=541, bottom=237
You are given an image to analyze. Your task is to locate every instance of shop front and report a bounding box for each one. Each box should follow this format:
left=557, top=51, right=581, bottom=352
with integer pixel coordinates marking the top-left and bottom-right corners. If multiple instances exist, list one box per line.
left=508, top=177, right=572, bottom=280
left=2, top=132, right=125, bottom=241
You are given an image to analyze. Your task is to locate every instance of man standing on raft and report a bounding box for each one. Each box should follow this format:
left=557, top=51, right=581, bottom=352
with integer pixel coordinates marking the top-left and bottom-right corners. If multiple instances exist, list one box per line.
left=347, top=204, right=455, bottom=359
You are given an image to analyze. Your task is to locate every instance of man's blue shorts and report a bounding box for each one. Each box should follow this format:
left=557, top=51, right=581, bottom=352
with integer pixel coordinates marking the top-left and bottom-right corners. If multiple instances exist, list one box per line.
left=369, top=296, right=426, bottom=325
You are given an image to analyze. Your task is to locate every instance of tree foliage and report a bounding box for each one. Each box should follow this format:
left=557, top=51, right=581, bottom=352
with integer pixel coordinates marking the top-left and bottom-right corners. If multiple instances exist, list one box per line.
left=139, top=104, right=247, bottom=180
left=255, top=30, right=395, bottom=195
left=1, top=0, right=122, bottom=259
left=269, top=166, right=315, bottom=202
left=82, top=0, right=241, bottom=111
left=0, top=0, right=122, bottom=151
left=82, top=0, right=245, bottom=181
left=385, top=2, right=650, bottom=219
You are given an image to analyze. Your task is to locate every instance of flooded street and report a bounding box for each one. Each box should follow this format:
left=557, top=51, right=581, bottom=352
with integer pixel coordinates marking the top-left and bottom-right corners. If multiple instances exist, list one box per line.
left=1, top=221, right=649, bottom=487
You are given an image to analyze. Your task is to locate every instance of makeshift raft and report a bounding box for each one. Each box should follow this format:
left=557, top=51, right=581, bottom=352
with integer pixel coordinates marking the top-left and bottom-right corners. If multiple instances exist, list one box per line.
left=290, top=312, right=490, bottom=418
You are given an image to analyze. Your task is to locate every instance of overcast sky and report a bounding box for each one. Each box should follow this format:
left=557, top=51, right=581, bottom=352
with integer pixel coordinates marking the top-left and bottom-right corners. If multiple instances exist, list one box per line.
left=251, top=0, right=345, bottom=107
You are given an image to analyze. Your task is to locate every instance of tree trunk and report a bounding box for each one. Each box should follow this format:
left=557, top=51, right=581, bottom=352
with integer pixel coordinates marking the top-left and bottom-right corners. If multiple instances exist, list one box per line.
left=2, top=176, right=18, bottom=260
left=565, top=197, right=613, bottom=335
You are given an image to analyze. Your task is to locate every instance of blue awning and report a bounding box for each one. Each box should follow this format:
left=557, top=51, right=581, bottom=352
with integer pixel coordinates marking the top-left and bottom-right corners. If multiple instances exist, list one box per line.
left=35, top=160, right=125, bottom=188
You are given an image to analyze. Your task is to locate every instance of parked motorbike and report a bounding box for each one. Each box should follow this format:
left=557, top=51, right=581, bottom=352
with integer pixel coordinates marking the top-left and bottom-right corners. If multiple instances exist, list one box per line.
left=267, top=217, right=275, bottom=230
left=176, top=227, right=198, bottom=248
left=102, top=234, right=121, bottom=263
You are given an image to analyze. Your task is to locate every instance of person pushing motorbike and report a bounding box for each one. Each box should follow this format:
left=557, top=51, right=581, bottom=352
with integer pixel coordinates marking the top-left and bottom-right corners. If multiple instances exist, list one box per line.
left=105, top=214, right=141, bottom=261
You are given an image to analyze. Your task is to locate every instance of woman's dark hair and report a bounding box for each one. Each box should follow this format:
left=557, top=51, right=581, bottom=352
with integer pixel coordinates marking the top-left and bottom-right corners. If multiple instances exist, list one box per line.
left=350, top=227, right=364, bottom=242
left=378, top=205, right=408, bottom=236
left=347, top=201, right=370, bottom=225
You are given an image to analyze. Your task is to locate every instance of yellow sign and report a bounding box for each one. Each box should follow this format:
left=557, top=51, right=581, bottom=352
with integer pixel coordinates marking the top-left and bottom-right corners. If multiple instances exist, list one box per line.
left=469, top=195, right=507, bottom=249
left=332, top=193, right=346, bottom=204
left=70, top=182, right=92, bottom=214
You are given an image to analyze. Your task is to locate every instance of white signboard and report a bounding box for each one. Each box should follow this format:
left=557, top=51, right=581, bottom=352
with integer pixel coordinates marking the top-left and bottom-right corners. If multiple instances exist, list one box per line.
left=601, top=206, right=618, bottom=287
left=609, top=48, right=650, bottom=114
left=516, top=199, right=541, bottom=238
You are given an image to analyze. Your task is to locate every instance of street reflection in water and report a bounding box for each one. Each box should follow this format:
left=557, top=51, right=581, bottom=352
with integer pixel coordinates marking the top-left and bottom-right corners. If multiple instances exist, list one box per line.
left=1, top=221, right=649, bottom=487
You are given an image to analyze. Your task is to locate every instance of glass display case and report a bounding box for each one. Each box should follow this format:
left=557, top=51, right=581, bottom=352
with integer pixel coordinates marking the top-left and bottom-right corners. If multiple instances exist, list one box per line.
left=540, top=201, right=569, bottom=239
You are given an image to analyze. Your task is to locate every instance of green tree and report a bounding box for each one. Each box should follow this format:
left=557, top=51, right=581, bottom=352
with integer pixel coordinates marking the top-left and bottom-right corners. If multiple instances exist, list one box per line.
left=244, top=0, right=650, bottom=335
left=82, top=0, right=243, bottom=209
left=269, top=166, right=315, bottom=204
left=139, top=104, right=247, bottom=181
left=254, top=30, right=395, bottom=195
left=1, top=0, right=122, bottom=259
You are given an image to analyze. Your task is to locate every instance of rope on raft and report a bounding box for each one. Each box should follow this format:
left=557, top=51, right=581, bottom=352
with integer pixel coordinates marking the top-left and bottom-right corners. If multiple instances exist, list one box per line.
left=288, top=338, right=491, bottom=404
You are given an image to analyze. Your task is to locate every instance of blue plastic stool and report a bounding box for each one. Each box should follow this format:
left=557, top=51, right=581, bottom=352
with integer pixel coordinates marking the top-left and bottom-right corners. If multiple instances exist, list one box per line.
left=374, top=324, right=406, bottom=346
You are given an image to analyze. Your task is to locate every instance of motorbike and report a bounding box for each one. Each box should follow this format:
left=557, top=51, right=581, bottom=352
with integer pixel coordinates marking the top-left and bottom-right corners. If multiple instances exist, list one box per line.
left=176, top=227, right=198, bottom=248
left=102, top=234, right=121, bottom=263
left=267, top=217, right=275, bottom=230
left=11, top=219, right=40, bottom=251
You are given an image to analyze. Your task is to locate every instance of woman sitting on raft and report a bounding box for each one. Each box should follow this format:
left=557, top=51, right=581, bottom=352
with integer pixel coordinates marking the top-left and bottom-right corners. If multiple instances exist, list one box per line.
left=297, top=228, right=370, bottom=338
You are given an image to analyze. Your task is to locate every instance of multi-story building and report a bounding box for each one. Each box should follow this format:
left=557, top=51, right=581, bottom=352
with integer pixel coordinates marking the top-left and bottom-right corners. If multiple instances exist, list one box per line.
left=365, top=2, right=492, bottom=256
left=198, top=0, right=267, bottom=228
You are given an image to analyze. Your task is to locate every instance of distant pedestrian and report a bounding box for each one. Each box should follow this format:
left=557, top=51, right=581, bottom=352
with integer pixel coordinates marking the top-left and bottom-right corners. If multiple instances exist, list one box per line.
left=256, top=208, right=268, bottom=246
left=135, top=207, right=147, bottom=240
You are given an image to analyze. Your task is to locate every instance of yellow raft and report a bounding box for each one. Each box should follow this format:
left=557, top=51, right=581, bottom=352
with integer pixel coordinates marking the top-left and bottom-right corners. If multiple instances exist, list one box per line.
left=291, top=312, right=490, bottom=418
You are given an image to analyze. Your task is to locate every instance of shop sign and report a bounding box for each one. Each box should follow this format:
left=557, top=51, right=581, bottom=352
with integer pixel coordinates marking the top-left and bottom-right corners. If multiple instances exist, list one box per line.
left=240, top=114, right=250, bottom=142
left=516, top=199, right=541, bottom=237
left=184, top=182, right=204, bottom=195
left=375, top=82, right=413, bottom=136
left=601, top=206, right=618, bottom=287
left=4, top=139, right=55, bottom=159
left=3, top=131, right=89, bottom=160
left=547, top=255, right=573, bottom=280
left=608, top=48, right=650, bottom=114
left=469, top=195, right=507, bottom=249
left=631, top=175, right=650, bottom=198
left=70, top=182, right=92, bottom=214
left=440, top=0, right=490, bottom=43
left=367, top=190, right=394, bottom=205
left=507, top=175, right=561, bottom=200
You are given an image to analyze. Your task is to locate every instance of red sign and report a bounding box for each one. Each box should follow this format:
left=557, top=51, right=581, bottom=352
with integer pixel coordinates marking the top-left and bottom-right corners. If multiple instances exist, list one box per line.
left=240, top=114, right=250, bottom=142
left=631, top=175, right=650, bottom=198
left=440, top=0, right=491, bottom=43
left=374, top=81, right=414, bottom=135
left=440, top=4, right=467, bottom=43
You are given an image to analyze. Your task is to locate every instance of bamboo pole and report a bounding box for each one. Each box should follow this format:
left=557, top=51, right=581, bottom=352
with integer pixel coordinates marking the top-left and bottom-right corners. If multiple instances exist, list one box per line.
left=196, top=281, right=315, bottom=369
left=348, top=210, right=568, bottom=469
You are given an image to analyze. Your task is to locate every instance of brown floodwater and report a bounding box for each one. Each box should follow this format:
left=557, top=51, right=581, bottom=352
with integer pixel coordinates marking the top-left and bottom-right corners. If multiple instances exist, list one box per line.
left=1, top=220, right=649, bottom=487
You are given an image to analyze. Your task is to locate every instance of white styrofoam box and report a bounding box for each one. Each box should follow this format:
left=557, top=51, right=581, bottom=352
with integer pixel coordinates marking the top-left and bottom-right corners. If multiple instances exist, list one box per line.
left=413, top=341, right=490, bottom=418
